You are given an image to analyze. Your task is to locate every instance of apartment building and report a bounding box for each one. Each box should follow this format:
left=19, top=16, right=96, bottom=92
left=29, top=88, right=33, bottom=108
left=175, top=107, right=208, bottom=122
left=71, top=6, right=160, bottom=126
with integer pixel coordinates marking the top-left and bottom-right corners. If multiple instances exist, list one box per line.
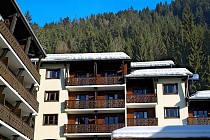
left=33, top=52, right=131, bottom=140
left=34, top=53, right=197, bottom=140
left=0, top=0, right=46, bottom=139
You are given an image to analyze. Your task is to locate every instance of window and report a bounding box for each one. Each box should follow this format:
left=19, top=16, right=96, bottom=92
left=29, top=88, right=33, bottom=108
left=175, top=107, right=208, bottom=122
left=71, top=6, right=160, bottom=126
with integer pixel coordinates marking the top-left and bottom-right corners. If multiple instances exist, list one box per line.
left=46, top=69, right=60, bottom=79
left=43, top=114, right=58, bottom=125
left=45, top=91, right=59, bottom=102
left=105, top=116, right=118, bottom=124
left=76, top=72, right=89, bottom=78
left=134, top=111, right=148, bottom=118
left=163, top=83, right=178, bottom=94
left=76, top=94, right=89, bottom=100
left=133, top=89, right=151, bottom=94
left=164, top=107, right=179, bottom=118
left=193, top=110, right=208, bottom=117
left=105, top=94, right=118, bottom=100
left=75, top=116, right=89, bottom=124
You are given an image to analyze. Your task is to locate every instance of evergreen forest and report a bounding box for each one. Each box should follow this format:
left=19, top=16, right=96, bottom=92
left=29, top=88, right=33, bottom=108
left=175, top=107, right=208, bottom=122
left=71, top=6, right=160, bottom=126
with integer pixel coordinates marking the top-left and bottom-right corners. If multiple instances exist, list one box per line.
left=27, top=0, right=210, bottom=90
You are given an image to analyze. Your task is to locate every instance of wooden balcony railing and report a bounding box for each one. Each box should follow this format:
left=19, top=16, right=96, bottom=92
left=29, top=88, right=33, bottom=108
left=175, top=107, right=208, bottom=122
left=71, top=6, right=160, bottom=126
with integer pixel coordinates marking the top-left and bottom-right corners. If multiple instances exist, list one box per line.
left=65, top=99, right=125, bottom=109
left=64, top=123, right=125, bottom=133
left=126, top=94, right=157, bottom=103
left=0, top=21, right=40, bottom=84
left=127, top=118, right=158, bottom=126
left=0, top=61, right=39, bottom=112
left=66, top=76, right=123, bottom=86
left=0, top=103, right=34, bottom=139
left=188, top=117, right=210, bottom=125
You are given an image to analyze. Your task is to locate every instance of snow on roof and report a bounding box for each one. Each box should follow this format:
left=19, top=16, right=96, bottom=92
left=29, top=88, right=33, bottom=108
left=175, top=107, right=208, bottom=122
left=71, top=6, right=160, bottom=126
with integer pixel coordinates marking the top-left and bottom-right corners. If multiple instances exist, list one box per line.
left=131, top=60, right=174, bottom=68
left=112, top=125, right=210, bottom=138
left=32, top=52, right=131, bottom=62
left=126, top=68, right=192, bottom=78
left=189, top=90, right=210, bottom=99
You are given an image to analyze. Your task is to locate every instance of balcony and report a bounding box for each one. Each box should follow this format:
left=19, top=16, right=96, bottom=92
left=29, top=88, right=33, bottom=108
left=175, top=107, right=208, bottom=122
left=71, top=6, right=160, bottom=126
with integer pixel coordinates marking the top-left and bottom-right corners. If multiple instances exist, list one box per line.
left=188, top=117, right=210, bottom=125
left=0, top=103, right=34, bottom=139
left=64, top=123, right=125, bottom=133
left=127, top=118, right=158, bottom=126
left=0, top=21, right=40, bottom=84
left=66, top=76, right=123, bottom=86
left=126, top=94, right=157, bottom=103
left=65, top=99, right=125, bottom=109
left=0, top=61, right=39, bottom=112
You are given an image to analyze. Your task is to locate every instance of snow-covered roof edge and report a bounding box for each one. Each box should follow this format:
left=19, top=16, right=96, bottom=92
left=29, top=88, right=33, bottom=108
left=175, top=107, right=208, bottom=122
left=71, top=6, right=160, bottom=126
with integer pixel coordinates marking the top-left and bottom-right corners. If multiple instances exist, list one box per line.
left=131, top=60, right=174, bottom=68
left=126, top=68, right=193, bottom=78
left=189, top=90, right=210, bottom=99
left=31, top=52, right=131, bottom=62
left=112, top=125, right=210, bottom=138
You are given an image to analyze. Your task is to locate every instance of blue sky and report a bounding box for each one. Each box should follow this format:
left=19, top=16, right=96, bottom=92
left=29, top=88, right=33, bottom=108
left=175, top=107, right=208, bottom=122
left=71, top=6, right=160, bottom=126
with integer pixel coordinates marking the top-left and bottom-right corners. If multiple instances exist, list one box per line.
left=17, top=0, right=172, bottom=26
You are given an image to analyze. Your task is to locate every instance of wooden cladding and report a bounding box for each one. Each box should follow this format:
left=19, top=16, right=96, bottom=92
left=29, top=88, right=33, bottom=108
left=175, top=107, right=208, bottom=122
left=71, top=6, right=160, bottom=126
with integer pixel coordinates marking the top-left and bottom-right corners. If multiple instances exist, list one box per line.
left=0, top=21, right=40, bottom=83
left=0, top=61, right=39, bottom=112
left=64, top=123, right=124, bottom=133
left=127, top=118, right=158, bottom=126
left=0, top=103, right=34, bottom=139
left=66, top=76, right=123, bottom=86
left=65, top=99, right=125, bottom=109
left=126, top=94, right=157, bottom=103
left=187, top=117, right=210, bottom=125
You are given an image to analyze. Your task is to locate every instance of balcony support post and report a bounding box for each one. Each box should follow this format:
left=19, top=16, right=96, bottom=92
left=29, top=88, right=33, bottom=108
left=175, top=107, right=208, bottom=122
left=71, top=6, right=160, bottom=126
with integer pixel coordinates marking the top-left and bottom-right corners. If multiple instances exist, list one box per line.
left=12, top=101, right=22, bottom=113
left=10, top=13, right=18, bottom=34
left=0, top=85, right=6, bottom=105
left=17, top=68, right=24, bottom=77
left=0, top=85, right=6, bottom=94
left=94, top=61, right=97, bottom=77
left=25, top=37, right=32, bottom=55
left=122, top=60, right=124, bottom=76
left=0, top=48, right=10, bottom=59
left=13, top=135, right=19, bottom=140
left=26, top=113, right=33, bottom=124
left=36, top=55, right=42, bottom=71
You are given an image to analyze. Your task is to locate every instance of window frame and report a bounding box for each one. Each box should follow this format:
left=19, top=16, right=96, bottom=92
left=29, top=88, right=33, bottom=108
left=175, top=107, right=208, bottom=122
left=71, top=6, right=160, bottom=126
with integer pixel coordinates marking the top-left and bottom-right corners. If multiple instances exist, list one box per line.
left=163, top=83, right=178, bottom=95
left=46, top=69, right=60, bottom=79
left=43, top=114, right=58, bottom=125
left=164, top=107, right=180, bottom=118
left=44, top=91, right=59, bottom=102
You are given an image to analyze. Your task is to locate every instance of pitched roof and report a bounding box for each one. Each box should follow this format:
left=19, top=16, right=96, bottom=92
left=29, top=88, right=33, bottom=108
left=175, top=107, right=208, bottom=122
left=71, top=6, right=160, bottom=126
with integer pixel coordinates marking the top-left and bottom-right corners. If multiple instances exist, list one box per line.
left=32, top=52, right=131, bottom=62
left=189, top=90, right=210, bottom=99
left=131, top=60, right=174, bottom=68
left=126, top=68, right=193, bottom=78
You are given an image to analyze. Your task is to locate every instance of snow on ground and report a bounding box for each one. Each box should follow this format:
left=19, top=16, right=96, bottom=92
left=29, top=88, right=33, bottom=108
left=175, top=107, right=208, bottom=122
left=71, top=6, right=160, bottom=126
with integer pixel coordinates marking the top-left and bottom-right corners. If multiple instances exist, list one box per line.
left=112, top=125, right=210, bottom=138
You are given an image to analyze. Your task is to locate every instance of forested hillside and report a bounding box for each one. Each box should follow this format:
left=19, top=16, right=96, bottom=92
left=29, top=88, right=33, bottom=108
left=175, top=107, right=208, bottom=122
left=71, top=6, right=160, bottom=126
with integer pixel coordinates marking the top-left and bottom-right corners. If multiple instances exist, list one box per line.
left=28, top=0, right=210, bottom=90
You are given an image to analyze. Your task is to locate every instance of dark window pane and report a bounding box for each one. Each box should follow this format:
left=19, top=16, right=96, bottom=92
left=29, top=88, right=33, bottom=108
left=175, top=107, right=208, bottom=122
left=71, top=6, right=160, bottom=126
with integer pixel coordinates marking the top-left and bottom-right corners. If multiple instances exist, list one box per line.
left=168, top=85, right=173, bottom=93
left=164, top=85, right=167, bottom=93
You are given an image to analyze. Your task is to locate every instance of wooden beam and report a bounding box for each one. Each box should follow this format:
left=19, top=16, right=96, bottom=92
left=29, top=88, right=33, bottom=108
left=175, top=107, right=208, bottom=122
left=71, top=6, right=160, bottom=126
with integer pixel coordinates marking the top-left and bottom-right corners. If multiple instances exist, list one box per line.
left=10, top=13, right=18, bottom=34
left=24, top=37, right=32, bottom=54
left=12, top=101, right=22, bottom=113
left=0, top=48, right=10, bottom=59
